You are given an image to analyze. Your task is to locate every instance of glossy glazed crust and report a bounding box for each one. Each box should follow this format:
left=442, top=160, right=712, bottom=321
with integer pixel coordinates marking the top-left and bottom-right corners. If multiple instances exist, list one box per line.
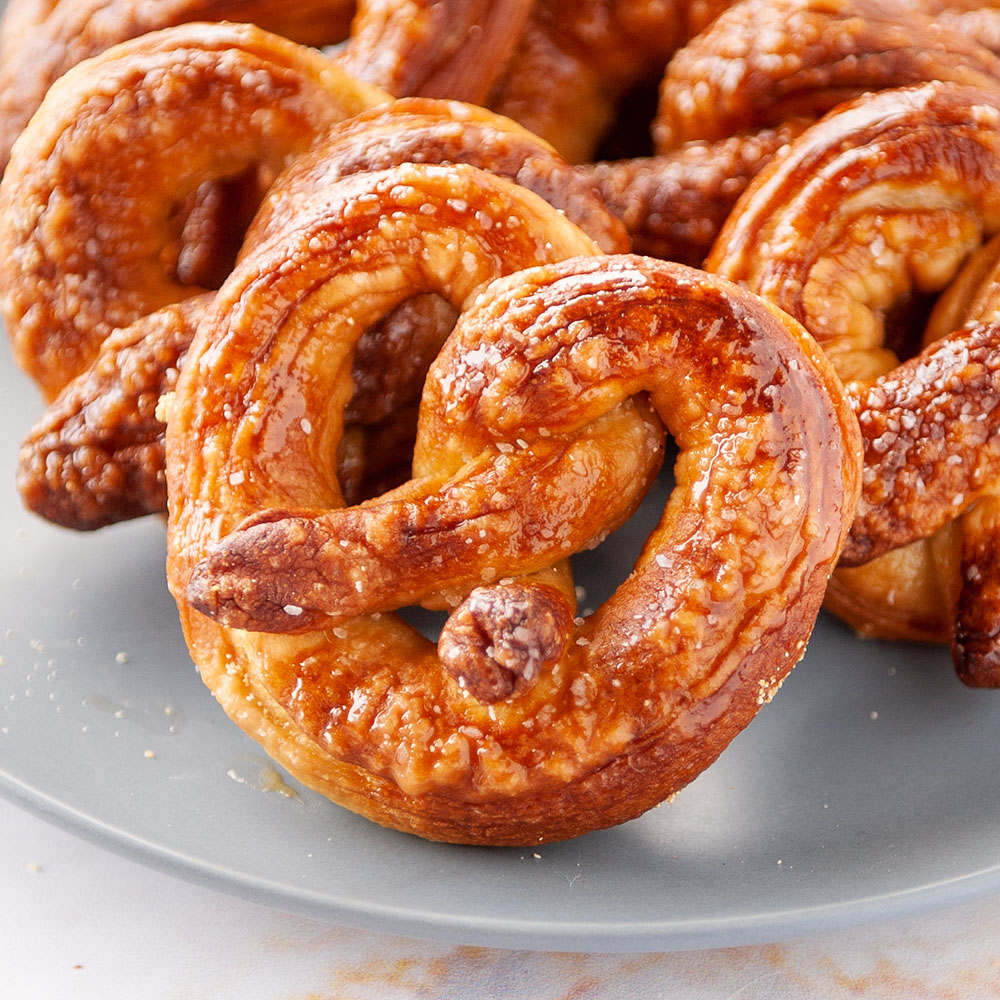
left=579, top=124, right=806, bottom=266
left=338, top=0, right=533, bottom=104
left=0, top=0, right=536, bottom=172
left=11, top=93, right=627, bottom=529
left=708, top=82, right=1000, bottom=676
left=0, top=0, right=357, bottom=170
left=164, top=156, right=861, bottom=843
left=587, top=0, right=1000, bottom=266
left=931, top=2, right=1000, bottom=57
left=488, top=0, right=714, bottom=163
left=654, top=0, right=1000, bottom=149
left=0, top=22, right=386, bottom=400
left=924, top=230, right=1000, bottom=684
left=16, top=296, right=208, bottom=529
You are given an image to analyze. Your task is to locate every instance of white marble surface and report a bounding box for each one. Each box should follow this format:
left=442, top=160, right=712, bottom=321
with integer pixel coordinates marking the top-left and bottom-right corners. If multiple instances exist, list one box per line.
left=4, top=796, right=1000, bottom=1000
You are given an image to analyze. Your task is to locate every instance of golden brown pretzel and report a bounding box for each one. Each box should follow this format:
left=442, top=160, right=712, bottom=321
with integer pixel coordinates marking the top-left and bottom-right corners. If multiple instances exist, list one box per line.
left=12, top=93, right=628, bottom=528
left=0, top=0, right=534, bottom=172
left=164, top=161, right=860, bottom=842
left=915, top=233, right=1000, bottom=681
left=336, top=0, right=533, bottom=104
left=929, top=1, right=1000, bottom=55
left=0, top=21, right=386, bottom=400
left=708, top=81, right=1000, bottom=684
left=581, top=0, right=1000, bottom=264
left=15, top=296, right=208, bottom=529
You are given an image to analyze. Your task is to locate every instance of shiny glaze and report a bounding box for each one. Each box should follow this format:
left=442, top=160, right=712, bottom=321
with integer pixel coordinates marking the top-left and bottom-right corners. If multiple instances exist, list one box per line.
left=0, top=21, right=386, bottom=400
left=488, top=0, right=734, bottom=163
left=0, top=0, right=722, bottom=172
left=0, top=0, right=534, bottom=171
left=12, top=93, right=627, bottom=529
left=0, top=0, right=356, bottom=170
left=586, top=0, right=1000, bottom=265
left=922, top=230, right=1000, bottom=684
left=338, top=0, right=533, bottom=104
left=578, top=124, right=807, bottom=266
left=708, top=81, right=1000, bottom=683
left=16, top=296, right=208, bottom=529
left=166, top=170, right=861, bottom=843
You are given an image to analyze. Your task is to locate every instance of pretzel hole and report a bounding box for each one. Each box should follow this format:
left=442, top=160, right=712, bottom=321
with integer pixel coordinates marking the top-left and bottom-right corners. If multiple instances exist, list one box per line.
left=338, top=294, right=459, bottom=505
left=881, top=289, right=938, bottom=365
left=592, top=78, right=659, bottom=161
left=168, top=166, right=272, bottom=290
left=570, top=438, right=677, bottom=612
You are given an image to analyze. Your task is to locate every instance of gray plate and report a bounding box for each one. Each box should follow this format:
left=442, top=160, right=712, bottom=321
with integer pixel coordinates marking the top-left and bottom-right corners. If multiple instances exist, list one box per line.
left=3, top=341, right=1000, bottom=954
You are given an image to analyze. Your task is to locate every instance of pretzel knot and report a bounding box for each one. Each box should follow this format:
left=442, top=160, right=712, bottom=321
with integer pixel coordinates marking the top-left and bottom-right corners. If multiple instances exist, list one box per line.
left=166, top=160, right=860, bottom=843
left=708, top=81, right=1000, bottom=685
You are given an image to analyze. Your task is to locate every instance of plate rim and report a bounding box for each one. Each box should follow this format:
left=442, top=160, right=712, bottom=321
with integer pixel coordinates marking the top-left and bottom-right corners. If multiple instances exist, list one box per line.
left=3, top=765, right=1000, bottom=953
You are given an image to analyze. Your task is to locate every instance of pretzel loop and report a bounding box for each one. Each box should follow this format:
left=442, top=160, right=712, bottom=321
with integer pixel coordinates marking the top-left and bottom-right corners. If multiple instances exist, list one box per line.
left=9, top=84, right=628, bottom=530
left=0, top=22, right=386, bottom=399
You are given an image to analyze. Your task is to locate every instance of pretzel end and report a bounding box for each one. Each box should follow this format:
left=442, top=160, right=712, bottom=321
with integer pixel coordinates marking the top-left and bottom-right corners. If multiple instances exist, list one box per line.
left=438, top=583, right=573, bottom=703
left=186, top=514, right=331, bottom=633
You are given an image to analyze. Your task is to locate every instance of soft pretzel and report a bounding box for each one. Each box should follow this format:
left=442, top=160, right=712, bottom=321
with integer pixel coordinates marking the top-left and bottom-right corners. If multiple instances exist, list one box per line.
left=0, top=0, right=535, bottom=172
left=0, top=21, right=387, bottom=400
left=163, top=153, right=861, bottom=842
left=708, top=81, right=1000, bottom=684
left=336, top=0, right=533, bottom=104
left=0, top=0, right=707, bottom=172
left=11, top=91, right=627, bottom=528
left=582, top=0, right=1000, bottom=264
left=931, top=1, right=1000, bottom=54
left=0, top=1, right=350, bottom=170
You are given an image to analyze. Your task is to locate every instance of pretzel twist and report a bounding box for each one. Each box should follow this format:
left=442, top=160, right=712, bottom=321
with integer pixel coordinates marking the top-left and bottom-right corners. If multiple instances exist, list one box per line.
left=163, top=156, right=860, bottom=842
left=708, top=81, right=1000, bottom=684
left=168, top=166, right=858, bottom=843
left=486, top=0, right=735, bottom=164
left=582, top=0, right=1000, bottom=265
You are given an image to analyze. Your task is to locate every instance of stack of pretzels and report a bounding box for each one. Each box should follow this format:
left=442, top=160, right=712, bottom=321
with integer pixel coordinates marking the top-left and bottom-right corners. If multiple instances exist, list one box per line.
left=2, top=0, right=999, bottom=845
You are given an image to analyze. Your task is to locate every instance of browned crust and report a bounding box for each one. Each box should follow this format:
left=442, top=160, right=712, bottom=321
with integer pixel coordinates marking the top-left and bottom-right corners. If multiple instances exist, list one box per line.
left=0, top=0, right=535, bottom=174
left=654, top=0, right=1000, bottom=150
left=843, top=322, right=1000, bottom=565
left=0, top=0, right=358, bottom=171
left=10, top=91, right=627, bottom=531
left=708, top=81, right=1000, bottom=674
left=582, top=0, right=1000, bottom=267
left=165, top=169, right=861, bottom=843
left=339, top=0, right=533, bottom=104
left=16, top=296, right=207, bottom=529
left=0, top=22, right=386, bottom=399
left=578, top=124, right=806, bottom=266
left=954, top=497, right=1000, bottom=683
left=488, top=0, right=725, bottom=163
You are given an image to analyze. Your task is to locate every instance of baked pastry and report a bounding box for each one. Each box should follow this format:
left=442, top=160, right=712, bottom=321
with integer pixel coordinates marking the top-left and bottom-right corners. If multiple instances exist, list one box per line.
left=0, top=21, right=386, bottom=400
left=9, top=85, right=627, bottom=528
left=486, top=0, right=734, bottom=163
left=164, top=155, right=861, bottom=842
left=708, top=81, right=1000, bottom=683
left=582, top=0, right=1000, bottom=264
